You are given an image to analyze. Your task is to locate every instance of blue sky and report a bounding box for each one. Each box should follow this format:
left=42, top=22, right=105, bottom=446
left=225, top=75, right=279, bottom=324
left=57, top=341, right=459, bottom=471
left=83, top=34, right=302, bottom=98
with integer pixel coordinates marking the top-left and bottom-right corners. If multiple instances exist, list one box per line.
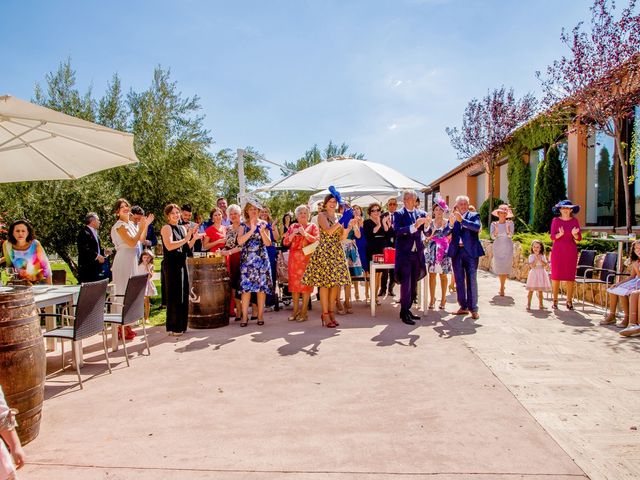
left=2, top=0, right=594, bottom=185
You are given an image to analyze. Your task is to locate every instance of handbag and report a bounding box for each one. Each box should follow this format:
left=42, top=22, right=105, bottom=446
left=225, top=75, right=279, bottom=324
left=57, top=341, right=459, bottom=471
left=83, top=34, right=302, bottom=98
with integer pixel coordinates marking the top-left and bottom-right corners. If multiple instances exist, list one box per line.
left=302, top=241, right=319, bottom=256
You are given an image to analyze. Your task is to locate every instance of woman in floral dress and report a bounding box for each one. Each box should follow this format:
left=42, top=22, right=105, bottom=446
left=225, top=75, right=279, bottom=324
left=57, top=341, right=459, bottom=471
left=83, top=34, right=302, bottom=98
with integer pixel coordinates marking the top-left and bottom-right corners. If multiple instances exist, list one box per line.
left=302, top=193, right=351, bottom=328
left=424, top=198, right=452, bottom=309
left=238, top=199, right=273, bottom=327
left=282, top=204, right=319, bottom=322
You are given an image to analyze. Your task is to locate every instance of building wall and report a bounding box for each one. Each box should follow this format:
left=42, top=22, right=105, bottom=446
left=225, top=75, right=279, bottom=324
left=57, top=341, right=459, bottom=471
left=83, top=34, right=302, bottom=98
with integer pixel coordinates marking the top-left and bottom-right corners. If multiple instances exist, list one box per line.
left=438, top=170, right=469, bottom=207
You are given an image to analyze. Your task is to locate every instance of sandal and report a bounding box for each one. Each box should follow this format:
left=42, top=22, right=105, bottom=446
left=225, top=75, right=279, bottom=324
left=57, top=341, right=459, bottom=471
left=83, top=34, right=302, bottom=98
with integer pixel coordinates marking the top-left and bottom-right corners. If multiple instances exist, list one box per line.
left=321, top=312, right=336, bottom=328
left=552, top=302, right=558, bottom=310
left=439, top=301, right=446, bottom=310
left=329, top=311, right=339, bottom=326
left=566, top=302, right=574, bottom=310
left=257, top=320, right=265, bottom=326
left=240, top=317, right=248, bottom=327
left=288, top=313, right=299, bottom=322
left=428, top=302, right=435, bottom=310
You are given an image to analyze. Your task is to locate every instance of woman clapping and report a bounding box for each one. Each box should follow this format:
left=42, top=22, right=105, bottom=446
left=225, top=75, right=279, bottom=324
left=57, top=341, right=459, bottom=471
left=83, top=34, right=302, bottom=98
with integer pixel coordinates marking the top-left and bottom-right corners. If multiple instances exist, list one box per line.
left=282, top=205, right=319, bottom=322
left=238, top=199, right=273, bottom=326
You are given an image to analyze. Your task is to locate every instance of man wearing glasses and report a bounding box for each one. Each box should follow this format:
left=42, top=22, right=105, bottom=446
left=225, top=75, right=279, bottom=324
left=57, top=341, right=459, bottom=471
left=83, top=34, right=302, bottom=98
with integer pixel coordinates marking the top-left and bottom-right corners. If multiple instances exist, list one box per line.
left=380, top=198, right=399, bottom=298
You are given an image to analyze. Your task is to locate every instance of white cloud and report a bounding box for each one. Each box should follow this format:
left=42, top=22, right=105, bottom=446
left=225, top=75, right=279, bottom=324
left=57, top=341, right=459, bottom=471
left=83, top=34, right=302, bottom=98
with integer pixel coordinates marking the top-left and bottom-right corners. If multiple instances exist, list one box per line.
left=388, top=123, right=398, bottom=130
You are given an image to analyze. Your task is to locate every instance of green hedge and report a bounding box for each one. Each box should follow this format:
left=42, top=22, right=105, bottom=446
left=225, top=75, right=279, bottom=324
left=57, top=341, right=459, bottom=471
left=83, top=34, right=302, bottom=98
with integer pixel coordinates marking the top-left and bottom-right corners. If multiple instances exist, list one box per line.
left=512, top=232, right=618, bottom=255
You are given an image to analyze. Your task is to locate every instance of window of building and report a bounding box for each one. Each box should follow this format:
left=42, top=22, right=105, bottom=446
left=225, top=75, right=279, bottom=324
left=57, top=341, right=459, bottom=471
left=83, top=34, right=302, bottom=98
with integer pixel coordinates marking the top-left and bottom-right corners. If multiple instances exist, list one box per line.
left=586, top=128, right=616, bottom=226
left=557, top=140, right=569, bottom=185
left=499, top=162, right=508, bottom=201
left=529, top=148, right=544, bottom=222
left=476, top=173, right=486, bottom=207
left=633, top=106, right=640, bottom=226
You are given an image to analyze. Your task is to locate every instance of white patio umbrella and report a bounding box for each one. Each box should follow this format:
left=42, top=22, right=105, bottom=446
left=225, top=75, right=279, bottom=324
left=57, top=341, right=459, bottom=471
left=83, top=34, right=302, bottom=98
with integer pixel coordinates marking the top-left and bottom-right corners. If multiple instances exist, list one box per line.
left=0, top=95, right=138, bottom=183
left=308, top=189, right=401, bottom=211
left=254, top=157, right=426, bottom=193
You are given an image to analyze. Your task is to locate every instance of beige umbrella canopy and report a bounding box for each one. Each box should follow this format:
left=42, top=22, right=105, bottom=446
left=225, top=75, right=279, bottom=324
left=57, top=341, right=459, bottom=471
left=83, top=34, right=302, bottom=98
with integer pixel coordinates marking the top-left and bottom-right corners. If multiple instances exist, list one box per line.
left=0, top=95, right=138, bottom=183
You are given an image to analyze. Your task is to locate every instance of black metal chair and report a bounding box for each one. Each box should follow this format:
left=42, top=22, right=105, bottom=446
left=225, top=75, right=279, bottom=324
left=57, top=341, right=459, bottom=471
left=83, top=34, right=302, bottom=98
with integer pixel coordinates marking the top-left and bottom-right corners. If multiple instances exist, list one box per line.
left=42, top=279, right=111, bottom=389
left=103, top=274, right=150, bottom=366
left=576, top=252, right=618, bottom=312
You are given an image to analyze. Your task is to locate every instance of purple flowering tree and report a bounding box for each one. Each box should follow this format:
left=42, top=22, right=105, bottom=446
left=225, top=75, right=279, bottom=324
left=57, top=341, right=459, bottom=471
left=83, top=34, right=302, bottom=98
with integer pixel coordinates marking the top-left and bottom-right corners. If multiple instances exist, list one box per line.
left=538, top=0, right=640, bottom=232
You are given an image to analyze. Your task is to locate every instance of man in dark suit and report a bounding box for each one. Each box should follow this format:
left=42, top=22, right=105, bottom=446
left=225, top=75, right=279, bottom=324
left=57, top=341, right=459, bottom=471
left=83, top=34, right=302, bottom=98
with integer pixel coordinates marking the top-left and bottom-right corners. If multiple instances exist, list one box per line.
left=393, top=190, right=429, bottom=325
left=380, top=197, right=399, bottom=298
left=77, top=212, right=107, bottom=283
left=447, top=195, right=485, bottom=319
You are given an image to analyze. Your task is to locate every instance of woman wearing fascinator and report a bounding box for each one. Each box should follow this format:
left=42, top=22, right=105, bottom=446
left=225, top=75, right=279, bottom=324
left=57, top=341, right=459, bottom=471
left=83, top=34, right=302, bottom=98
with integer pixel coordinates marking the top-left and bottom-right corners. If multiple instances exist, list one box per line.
left=424, top=197, right=453, bottom=309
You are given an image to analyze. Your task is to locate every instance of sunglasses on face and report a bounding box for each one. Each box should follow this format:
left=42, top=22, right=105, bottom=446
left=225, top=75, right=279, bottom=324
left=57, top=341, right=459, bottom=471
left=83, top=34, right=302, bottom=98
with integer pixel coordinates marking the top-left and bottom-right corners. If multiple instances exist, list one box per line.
left=371, top=209, right=381, bottom=213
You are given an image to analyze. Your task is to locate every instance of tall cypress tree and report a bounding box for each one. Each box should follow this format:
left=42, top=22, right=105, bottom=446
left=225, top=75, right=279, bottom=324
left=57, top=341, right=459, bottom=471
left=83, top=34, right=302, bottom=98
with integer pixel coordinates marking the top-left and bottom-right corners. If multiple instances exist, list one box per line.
left=507, top=148, right=530, bottom=232
left=532, top=145, right=567, bottom=232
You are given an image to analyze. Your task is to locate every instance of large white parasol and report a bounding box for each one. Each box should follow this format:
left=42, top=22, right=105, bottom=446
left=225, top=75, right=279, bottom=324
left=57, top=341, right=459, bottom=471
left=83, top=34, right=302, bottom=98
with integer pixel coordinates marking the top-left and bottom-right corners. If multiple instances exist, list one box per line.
left=254, top=156, right=426, bottom=193
left=0, top=95, right=138, bottom=183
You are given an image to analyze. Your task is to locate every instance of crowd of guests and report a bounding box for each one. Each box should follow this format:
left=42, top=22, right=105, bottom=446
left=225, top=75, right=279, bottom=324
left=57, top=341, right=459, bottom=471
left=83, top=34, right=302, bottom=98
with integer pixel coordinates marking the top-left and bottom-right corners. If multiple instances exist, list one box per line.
left=2, top=193, right=640, bottom=338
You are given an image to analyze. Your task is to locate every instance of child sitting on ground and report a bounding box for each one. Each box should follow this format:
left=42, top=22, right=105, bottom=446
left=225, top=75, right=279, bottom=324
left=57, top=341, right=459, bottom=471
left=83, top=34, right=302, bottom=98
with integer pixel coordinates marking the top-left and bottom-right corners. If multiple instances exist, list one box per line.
left=525, top=240, right=551, bottom=310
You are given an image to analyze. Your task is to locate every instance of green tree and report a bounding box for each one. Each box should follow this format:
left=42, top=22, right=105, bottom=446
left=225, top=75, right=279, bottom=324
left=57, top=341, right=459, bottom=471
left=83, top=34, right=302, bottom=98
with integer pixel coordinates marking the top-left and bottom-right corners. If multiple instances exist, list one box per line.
left=0, top=60, right=231, bottom=275
left=214, top=147, right=270, bottom=205
left=506, top=147, right=531, bottom=232
left=532, top=145, right=567, bottom=232
left=479, top=197, right=505, bottom=229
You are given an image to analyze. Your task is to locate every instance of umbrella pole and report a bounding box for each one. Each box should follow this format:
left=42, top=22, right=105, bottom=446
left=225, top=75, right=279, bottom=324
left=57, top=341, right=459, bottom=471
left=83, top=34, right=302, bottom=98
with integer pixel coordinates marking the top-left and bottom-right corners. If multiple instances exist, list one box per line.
left=238, top=148, right=246, bottom=206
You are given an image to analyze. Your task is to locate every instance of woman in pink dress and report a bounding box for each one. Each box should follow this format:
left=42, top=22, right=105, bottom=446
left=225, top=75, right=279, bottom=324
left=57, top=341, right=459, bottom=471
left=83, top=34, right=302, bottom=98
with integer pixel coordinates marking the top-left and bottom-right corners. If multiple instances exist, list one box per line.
left=550, top=200, right=582, bottom=310
left=282, top=204, right=319, bottom=322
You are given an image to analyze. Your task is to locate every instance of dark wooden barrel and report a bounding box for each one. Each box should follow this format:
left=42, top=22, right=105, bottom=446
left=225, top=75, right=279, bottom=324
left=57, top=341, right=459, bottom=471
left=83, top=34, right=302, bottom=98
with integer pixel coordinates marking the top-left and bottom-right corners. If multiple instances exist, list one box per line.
left=187, top=257, right=231, bottom=329
left=0, top=286, right=46, bottom=445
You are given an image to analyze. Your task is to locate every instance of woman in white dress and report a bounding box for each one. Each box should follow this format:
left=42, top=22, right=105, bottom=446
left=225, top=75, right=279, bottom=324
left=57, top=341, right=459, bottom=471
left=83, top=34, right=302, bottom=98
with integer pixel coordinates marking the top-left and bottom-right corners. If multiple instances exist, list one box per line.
left=490, top=204, right=514, bottom=297
left=110, top=198, right=154, bottom=339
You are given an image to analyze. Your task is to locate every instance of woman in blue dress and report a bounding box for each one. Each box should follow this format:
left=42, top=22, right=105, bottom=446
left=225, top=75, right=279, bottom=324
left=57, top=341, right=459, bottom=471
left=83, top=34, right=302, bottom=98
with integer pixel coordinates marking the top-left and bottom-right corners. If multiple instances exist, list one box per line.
left=238, top=200, right=273, bottom=326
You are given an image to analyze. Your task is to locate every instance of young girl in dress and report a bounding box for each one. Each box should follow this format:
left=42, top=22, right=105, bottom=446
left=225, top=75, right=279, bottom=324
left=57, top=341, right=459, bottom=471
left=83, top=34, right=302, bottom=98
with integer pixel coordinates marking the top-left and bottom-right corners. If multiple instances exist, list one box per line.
left=1, top=386, right=25, bottom=480
left=525, top=240, right=552, bottom=310
left=137, top=250, right=158, bottom=324
left=601, top=240, right=640, bottom=327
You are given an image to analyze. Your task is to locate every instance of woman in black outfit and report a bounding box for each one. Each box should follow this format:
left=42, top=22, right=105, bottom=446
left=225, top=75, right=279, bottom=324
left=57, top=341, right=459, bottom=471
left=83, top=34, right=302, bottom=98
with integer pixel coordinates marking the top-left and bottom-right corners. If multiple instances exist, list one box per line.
left=363, top=202, right=393, bottom=306
left=160, top=203, right=202, bottom=336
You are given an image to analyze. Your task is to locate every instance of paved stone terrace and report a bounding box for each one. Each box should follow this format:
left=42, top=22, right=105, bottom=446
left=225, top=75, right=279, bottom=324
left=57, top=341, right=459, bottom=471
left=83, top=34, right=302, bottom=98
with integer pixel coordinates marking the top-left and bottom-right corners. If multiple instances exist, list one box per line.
left=19, top=270, right=639, bottom=479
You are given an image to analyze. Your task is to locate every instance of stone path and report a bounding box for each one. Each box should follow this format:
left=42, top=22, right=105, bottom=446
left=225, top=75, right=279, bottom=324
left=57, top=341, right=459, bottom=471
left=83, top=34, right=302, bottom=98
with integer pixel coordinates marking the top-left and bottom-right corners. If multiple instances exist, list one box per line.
left=19, top=270, right=638, bottom=479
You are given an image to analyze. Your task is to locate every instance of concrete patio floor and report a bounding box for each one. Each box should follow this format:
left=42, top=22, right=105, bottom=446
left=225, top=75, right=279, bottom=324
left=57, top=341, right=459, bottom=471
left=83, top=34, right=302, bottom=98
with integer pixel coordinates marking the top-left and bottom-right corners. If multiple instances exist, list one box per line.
left=20, top=270, right=639, bottom=479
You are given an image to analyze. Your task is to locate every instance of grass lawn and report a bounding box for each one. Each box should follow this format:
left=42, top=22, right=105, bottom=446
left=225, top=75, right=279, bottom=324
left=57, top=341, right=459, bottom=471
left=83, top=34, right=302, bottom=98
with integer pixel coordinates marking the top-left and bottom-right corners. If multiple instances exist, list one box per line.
left=44, top=260, right=168, bottom=327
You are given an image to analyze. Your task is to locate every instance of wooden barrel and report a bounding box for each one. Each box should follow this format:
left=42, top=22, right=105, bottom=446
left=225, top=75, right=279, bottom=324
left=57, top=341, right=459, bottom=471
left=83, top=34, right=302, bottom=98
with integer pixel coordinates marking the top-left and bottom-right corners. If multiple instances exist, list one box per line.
left=187, top=257, right=231, bottom=329
left=0, top=286, right=46, bottom=445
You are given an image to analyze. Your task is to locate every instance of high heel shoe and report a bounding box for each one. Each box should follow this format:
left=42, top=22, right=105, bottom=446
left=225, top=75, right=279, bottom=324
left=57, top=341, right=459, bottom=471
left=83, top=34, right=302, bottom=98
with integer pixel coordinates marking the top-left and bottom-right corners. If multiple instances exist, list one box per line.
left=439, top=300, right=446, bottom=310
left=344, top=301, right=353, bottom=314
left=566, top=302, right=574, bottom=310
left=288, top=313, right=299, bottom=321
left=329, top=310, right=339, bottom=326
left=428, top=302, right=435, bottom=310
left=240, top=316, right=248, bottom=327
left=321, top=312, right=336, bottom=328
left=297, top=312, right=308, bottom=322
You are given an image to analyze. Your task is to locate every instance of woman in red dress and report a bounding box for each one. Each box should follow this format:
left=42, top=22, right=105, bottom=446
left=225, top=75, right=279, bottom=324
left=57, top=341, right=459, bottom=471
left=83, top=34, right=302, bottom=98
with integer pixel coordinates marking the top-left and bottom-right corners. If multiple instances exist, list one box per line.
left=550, top=200, right=582, bottom=310
left=203, top=208, right=227, bottom=252
left=283, top=204, right=319, bottom=322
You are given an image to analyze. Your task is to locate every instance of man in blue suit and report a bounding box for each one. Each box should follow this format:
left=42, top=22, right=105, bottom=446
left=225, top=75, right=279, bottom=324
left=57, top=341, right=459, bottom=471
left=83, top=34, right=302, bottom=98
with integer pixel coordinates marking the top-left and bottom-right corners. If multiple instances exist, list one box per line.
left=447, top=195, right=485, bottom=319
left=393, top=190, right=429, bottom=325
